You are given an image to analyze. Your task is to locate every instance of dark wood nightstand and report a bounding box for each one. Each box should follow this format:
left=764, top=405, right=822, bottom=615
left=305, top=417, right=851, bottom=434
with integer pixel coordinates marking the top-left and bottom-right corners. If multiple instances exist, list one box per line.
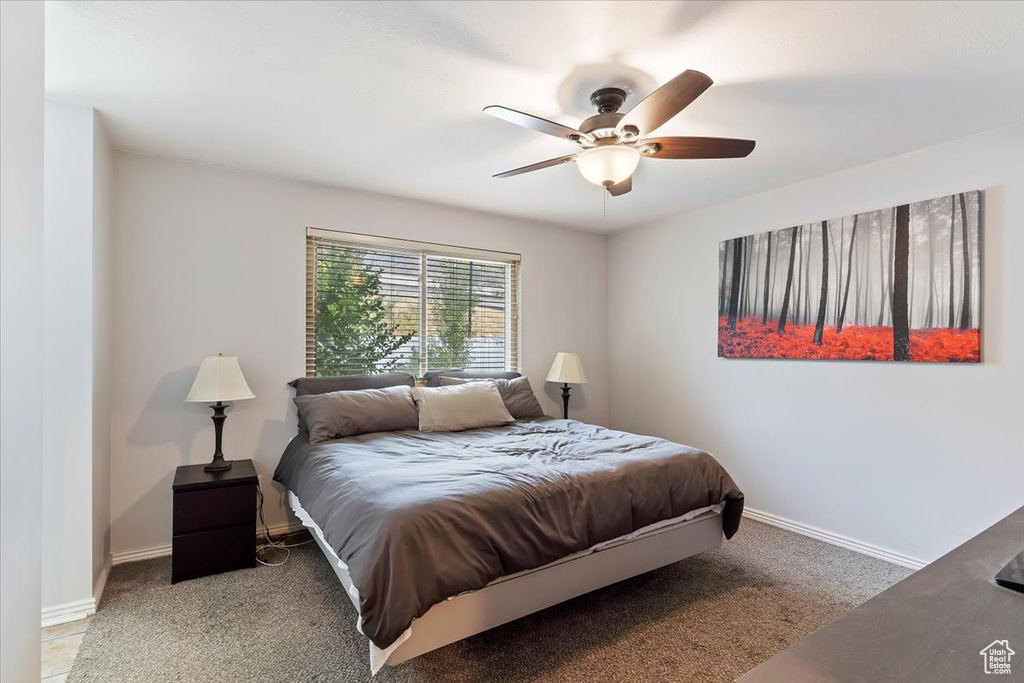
left=171, top=459, right=257, bottom=583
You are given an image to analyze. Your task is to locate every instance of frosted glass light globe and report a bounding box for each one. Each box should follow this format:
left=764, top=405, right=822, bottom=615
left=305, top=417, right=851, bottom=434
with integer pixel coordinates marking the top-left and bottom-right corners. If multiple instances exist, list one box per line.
left=576, top=145, right=641, bottom=187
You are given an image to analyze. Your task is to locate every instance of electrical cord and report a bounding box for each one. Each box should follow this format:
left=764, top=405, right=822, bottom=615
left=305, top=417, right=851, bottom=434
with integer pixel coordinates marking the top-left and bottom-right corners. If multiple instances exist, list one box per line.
left=255, top=481, right=313, bottom=567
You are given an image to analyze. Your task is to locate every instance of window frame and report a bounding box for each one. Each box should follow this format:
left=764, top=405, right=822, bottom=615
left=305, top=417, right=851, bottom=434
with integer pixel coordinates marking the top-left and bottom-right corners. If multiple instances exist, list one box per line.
left=305, top=227, right=521, bottom=378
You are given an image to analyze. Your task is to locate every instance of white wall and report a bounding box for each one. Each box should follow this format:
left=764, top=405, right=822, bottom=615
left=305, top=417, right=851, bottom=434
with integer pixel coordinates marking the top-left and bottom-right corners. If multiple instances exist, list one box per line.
left=93, top=115, right=113, bottom=594
left=609, top=123, right=1024, bottom=564
left=111, top=151, right=609, bottom=554
left=42, top=100, right=95, bottom=610
left=0, top=1, right=45, bottom=680
left=41, top=100, right=112, bottom=616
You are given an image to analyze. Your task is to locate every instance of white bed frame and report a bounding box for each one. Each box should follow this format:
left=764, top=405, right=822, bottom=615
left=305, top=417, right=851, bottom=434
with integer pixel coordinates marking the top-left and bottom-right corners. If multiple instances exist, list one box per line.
left=289, top=491, right=723, bottom=668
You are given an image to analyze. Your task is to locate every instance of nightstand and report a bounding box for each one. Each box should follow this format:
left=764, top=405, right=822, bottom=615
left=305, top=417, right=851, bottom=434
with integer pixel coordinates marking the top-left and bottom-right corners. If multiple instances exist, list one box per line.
left=171, top=459, right=257, bottom=583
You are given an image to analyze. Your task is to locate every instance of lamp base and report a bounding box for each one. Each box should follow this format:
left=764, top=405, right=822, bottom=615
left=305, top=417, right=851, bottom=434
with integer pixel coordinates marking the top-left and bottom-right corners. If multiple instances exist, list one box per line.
left=561, top=383, right=571, bottom=420
left=204, top=456, right=232, bottom=473
left=204, top=402, right=232, bottom=472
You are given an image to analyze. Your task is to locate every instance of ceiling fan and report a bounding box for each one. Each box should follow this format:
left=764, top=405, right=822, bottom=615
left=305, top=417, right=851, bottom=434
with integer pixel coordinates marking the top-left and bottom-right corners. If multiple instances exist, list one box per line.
left=484, top=70, right=755, bottom=197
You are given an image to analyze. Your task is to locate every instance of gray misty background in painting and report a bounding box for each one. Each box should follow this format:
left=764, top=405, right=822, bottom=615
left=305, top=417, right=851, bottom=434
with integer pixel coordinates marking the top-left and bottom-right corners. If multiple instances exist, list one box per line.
left=718, top=191, right=981, bottom=362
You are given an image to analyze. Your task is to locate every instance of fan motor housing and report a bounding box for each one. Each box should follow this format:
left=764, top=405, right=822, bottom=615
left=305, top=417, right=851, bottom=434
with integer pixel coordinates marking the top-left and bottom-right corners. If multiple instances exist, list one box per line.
left=579, top=112, right=624, bottom=137
left=581, top=87, right=629, bottom=138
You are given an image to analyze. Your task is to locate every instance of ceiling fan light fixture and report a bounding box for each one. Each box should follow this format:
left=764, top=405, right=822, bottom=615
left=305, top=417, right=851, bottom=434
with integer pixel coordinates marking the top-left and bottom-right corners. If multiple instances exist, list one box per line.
left=576, top=145, right=640, bottom=187
left=486, top=69, right=755, bottom=199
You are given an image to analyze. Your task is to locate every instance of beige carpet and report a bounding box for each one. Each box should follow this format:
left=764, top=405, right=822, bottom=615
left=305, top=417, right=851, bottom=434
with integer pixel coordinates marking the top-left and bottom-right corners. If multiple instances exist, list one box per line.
left=68, top=519, right=912, bottom=682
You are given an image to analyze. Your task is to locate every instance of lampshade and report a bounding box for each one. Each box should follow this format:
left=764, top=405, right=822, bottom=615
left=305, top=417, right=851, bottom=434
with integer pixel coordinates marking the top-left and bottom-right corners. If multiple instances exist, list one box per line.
left=185, top=354, right=254, bottom=403
left=546, top=352, right=588, bottom=384
left=576, top=145, right=640, bottom=187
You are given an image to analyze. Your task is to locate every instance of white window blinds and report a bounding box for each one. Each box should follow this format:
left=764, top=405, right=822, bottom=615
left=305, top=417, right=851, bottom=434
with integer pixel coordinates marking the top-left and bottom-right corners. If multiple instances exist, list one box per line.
left=306, top=228, right=520, bottom=378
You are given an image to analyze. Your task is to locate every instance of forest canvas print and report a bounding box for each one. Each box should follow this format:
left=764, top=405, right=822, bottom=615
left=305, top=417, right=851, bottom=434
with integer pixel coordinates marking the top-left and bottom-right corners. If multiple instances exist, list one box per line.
left=718, top=191, right=982, bottom=362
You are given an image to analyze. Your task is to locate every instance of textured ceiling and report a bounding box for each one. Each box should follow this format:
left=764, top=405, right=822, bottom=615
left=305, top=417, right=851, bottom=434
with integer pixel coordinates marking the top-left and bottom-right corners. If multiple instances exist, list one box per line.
left=46, top=1, right=1024, bottom=232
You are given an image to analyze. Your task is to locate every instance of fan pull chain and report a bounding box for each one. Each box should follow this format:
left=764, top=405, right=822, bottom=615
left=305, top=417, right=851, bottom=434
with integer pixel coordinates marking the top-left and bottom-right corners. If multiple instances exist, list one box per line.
left=603, top=187, right=607, bottom=219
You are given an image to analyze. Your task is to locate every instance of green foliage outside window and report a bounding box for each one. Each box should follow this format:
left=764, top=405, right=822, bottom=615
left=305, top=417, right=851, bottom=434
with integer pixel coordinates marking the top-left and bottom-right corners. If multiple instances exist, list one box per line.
left=427, top=263, right=475, bottom=369
left=314, top=247, right=413, bottom=376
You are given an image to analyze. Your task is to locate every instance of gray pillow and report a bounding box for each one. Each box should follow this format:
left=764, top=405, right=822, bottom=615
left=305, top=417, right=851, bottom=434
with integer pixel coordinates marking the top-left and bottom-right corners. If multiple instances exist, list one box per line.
left=293, top=385, right=418, bottom=444
left=289, top=373, right=415, bottom=395
left=422, top=369, right=521, bottom=387
left=289, top=373, right=415, bottom=432
left=437, top=376, right=546, bottom=419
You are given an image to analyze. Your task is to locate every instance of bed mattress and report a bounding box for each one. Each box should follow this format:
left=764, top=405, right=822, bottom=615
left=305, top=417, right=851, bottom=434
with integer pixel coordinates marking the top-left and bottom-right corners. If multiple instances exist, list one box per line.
left=273, top=417, right=744, bottom=652
left=288, top=489, right=725, bottom=672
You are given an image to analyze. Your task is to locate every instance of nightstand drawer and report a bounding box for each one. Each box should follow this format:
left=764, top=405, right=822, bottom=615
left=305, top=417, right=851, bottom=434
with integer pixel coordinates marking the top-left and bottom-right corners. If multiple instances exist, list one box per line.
left=172, top=523, right=256, bottom=583
left=173, top=484, right=255, bottom=535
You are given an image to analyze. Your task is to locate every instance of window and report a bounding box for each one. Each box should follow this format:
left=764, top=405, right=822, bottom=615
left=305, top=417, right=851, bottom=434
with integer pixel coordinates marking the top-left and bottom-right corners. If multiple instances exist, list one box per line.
left=306, top=228, right=520, bottom=378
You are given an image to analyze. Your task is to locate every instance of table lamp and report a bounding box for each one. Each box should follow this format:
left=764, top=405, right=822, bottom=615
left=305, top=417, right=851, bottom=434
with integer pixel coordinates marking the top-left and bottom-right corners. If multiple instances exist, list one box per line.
left=546, top=352, right=587, bottom=420
left=185, top=354, right=254, bottom=472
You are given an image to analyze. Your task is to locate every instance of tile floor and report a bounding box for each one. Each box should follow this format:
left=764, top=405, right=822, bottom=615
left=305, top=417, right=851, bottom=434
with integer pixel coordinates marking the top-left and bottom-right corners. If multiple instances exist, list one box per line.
left=41, top=616, right=89, bottom=682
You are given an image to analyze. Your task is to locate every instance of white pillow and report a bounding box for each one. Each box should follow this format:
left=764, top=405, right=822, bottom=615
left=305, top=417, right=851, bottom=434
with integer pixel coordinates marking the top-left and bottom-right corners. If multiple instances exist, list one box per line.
left=412, top=382, right=514, bottom=432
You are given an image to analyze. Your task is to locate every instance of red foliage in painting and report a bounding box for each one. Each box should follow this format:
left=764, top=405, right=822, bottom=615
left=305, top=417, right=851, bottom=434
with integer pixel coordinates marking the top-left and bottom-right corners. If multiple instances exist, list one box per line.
left=718, top=317, right=980, bottom=362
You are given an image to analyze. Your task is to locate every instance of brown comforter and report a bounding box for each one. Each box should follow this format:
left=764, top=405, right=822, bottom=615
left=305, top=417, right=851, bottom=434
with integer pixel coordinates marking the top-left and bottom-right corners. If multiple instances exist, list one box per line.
left=273, top=417, right=743, bottom=650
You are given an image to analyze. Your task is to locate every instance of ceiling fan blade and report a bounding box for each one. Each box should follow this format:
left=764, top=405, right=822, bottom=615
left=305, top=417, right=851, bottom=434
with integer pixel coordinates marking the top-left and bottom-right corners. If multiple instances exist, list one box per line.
left=616, top=70, right=713, bottom=137
left=607, top=176, right=632, bottom=196
left=642, top=136, right=756, bottom=159
left=493, top=154, right=577, bottom=179
left=483, top=106, right=591, bottom=143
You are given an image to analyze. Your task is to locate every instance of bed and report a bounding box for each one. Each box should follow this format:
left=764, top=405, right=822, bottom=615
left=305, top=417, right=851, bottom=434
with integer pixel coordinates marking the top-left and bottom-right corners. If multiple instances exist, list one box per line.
left=274, top=373, right=744, bottom=673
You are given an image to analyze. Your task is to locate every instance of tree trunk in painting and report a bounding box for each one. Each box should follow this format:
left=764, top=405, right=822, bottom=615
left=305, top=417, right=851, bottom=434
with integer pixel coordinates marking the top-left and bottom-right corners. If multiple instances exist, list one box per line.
left=804, top=226, right=812, bottom=325
left=777, top=227, right=798, bottom=333
left=887, top=207, right=895, bottom=325
left=727, top=237, right=742, bottom=331
left=861, top=227, right=870, bottom=325
left=749, top=235, right=756, bottom=318
left=794, top=227, right=802, bottom=326
left=876, top=210, right=887, bottom=326
left=749, top=236, right=757, bottom=319
left=862, top=219, right=871, bottom=325
left=761, top=231, right=772, bottom=325
left=853, top=230, right=862, bottom=325
left=836, top=214, right=859, bottom=335
left=738, top=237, right=747, bottom=319
left=719, top=245, right=727, bottom=315
left=813, top=221, right=829, bottom=345
left=959, top=192, right=971, bottom=330
left=833, top=221, right=844, bottom=326
left=738, top=239, right=745, bottom=316
left=892, top=204, right=911, bottom=361
left=752, top=234, right=762, bottom=322
left=909, top=213, right=915, bottom=328
left=925, top=203, right=935, bottom=327
left=948, top=194, right=955, bottom=328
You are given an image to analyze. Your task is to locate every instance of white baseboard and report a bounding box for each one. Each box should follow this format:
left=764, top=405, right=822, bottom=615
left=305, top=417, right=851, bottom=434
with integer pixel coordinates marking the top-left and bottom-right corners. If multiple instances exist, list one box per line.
left=111, top=542, right=172, bottom=565
left=41, top=555, right=114, bottom=628
left=744, top=506, right=927, bottom=570
left=41, top=597, right=95, bottom=628
left=93, top=555, right=112, bottom=605
left=110, top=520, right=307, bottom=566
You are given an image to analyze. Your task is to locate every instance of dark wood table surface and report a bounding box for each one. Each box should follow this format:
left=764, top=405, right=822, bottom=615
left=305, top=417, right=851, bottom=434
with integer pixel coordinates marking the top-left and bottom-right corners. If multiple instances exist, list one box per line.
left=737, top=507, right=1024, bottom=683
